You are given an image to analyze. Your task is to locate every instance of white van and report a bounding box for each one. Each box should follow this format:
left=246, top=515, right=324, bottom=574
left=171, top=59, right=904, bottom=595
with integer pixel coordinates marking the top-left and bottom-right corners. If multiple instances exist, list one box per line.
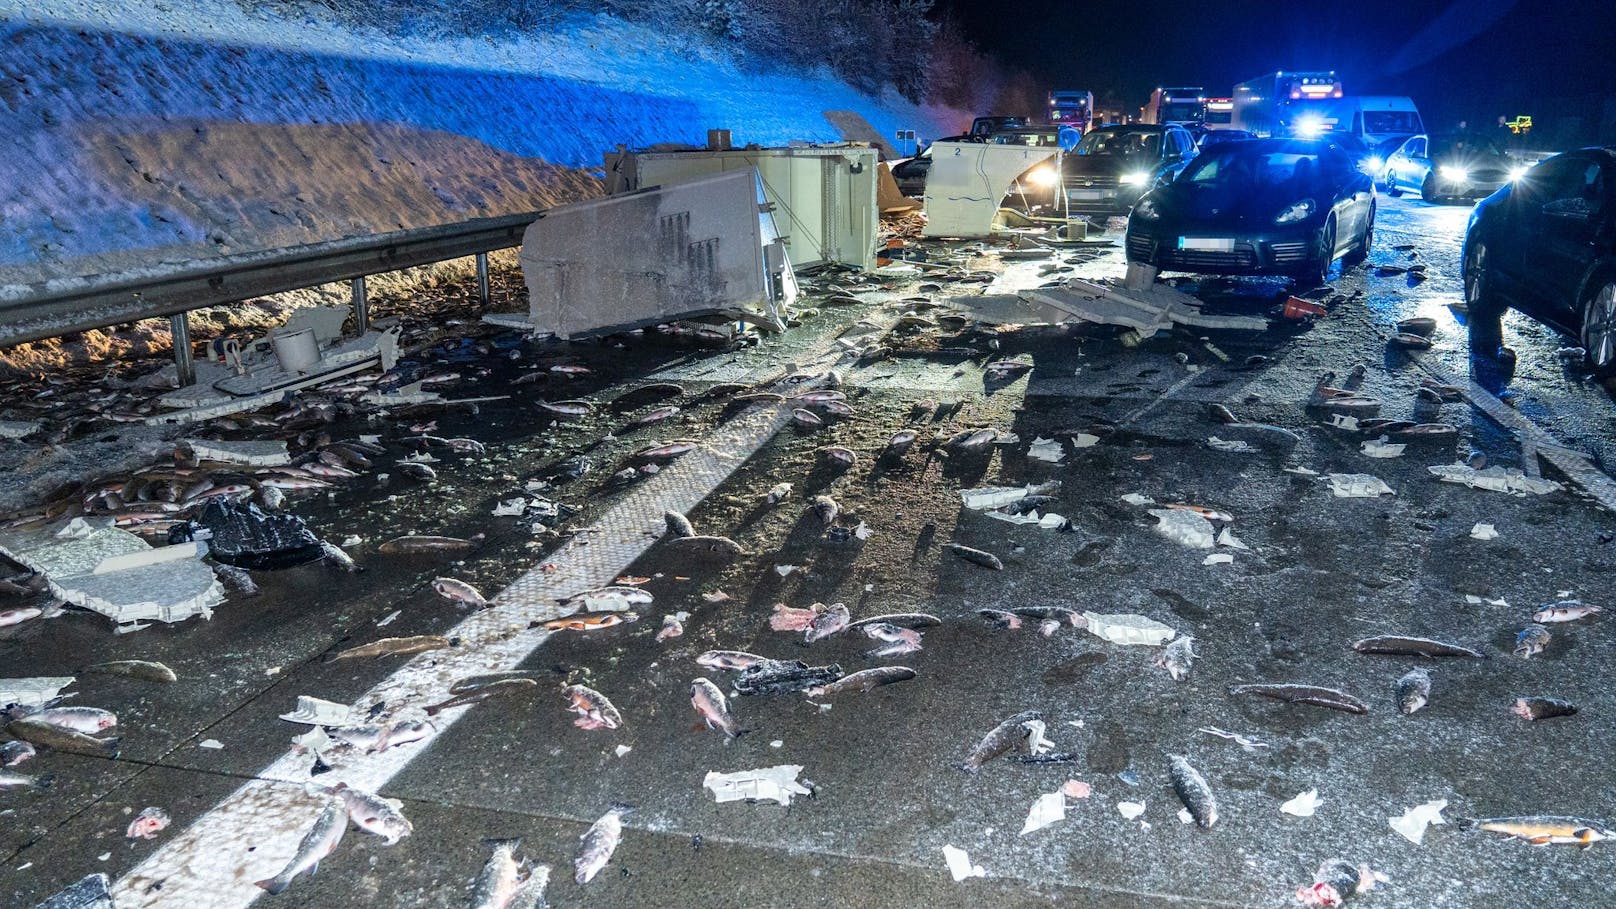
left=1316, top=96, right=1424, bottom=146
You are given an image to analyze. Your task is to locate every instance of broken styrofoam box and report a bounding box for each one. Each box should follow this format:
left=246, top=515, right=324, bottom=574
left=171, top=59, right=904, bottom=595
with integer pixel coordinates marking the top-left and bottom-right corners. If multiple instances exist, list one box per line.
left=1427, top=463, right=1562, bottom=495
left=0, top=677, right=76, bottom=707
left=703, top=765, right=814, bottom=806
left=1327, top=473, right=1395, bottom=498
left=93, top=541, right=208, bottom=575
left=0, top=523, right=221, bottom=628
left=922, top=142, right=1057, bottom=239
left=184, top=439, right=291, bottom=467
left=1149, top=509, right=1216, bottom=549
left=279, top=696, right=359, bottom=727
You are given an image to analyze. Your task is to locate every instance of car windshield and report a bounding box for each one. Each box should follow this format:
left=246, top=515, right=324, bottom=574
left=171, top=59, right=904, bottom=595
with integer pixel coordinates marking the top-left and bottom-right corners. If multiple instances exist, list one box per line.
left=991, top=130, right=1059, bottom=147
left=1075, top=129, right=1162, bottom=157
left=1430, top=134, right=1506, bottom=160
left=1177, top=144, right=1330, bottom=190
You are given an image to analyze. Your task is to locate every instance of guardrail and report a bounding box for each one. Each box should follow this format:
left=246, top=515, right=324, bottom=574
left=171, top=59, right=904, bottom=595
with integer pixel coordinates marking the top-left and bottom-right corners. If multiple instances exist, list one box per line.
left=0, top=210, right=545, bottom=351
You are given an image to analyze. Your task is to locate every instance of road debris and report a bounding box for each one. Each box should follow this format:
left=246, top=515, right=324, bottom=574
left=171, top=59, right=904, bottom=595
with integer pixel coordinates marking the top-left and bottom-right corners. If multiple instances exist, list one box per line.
left=1428, top=463, right=1562, bottom=495
left=1154, top=636, right=1197, bottom=680
left=1512, top=696, right=1576, bottom=720
left=1199, top=727, right=1271, bottom=751
left=1388, top=798, right=1448, bottom=844
left=1470, top=522, right=1499, bottom=541
left=1083, top=612, right=1175, bottom=646
left=574, top=805, right=630, bottom=884
left=1117, top=800, right=1146, bottom=821
left=1020, top=791, right=1067, bottom=835
left=1280, top=789, right=1322, bottom=818
left=1150, top=509, right=1216, bottom=549
left=941, top=844, right=985, bottom=881
left=703, top=765, right=814, bottom=806
left=1327, top=474, right=1395, bottom=498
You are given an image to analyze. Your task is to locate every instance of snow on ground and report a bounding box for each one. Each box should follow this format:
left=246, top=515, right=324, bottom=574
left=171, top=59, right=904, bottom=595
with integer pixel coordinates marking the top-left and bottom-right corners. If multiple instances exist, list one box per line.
left=0, top=0, right=960, bottom=292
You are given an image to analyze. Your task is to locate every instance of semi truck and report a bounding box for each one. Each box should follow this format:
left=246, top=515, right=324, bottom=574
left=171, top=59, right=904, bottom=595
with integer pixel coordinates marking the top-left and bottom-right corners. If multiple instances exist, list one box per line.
left=1231, top=71, right=1344, bottom=137
left=1142, top=87, right=1207, bottom=127
left=1047, top=90, right=1094, bottom=133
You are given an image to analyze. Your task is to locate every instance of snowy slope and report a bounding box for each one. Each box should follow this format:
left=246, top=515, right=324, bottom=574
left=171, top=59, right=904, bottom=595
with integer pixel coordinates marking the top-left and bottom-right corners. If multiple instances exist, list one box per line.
left=0, top=1, right=959, bottom=293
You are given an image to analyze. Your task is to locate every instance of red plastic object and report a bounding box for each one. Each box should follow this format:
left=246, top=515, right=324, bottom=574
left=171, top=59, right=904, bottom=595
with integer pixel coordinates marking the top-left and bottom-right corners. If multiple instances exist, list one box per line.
left=1283, top=296, right=1328, bottom=319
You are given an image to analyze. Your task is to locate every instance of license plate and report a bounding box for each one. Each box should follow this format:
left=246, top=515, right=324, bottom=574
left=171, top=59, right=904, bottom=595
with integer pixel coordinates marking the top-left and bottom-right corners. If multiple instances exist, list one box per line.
left=1071, top=189, right=1111, bottom=200
left=1179, top=237, right=1235, bottom=251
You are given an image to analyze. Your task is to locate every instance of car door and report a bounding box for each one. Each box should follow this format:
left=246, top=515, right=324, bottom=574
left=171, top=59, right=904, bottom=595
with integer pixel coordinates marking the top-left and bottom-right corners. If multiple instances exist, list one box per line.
left=1404, top=137, right=1430, bottom=188
left=1320, top=146, right=1368, bottom=245
left=1386, top=137, right=1416, bottom=189
left=1522, top=155, right=1606, bottom=322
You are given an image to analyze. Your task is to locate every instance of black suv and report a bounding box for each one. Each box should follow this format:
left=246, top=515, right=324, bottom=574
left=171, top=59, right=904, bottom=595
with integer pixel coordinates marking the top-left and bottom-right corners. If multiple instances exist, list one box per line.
left=1062, top=124, right=1198, bottom=216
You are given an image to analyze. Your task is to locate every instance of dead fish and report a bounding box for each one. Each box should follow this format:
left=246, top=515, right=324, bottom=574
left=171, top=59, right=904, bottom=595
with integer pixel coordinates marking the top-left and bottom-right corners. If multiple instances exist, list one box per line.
left=537, top=400, right=593, bottom=418
left=320, top=540, right=361, bottom=572
left=449, top=671, right=545, bottom=695
left=556, top=586, right=654, bottom=611
left=563, top=684, right=624, bottom=730
left=985, top=360, right=1032, bottom=379
left=847, top=613, right=943, bottom=630
left=764, top=482, right=793, bottom=505
left=958, top=710, right=1043, bottom=772
left=1397, top=316, right=1437, bottom=336
left=666, top=535, right=747, bottom=556
left=1512, top=696, right=1576, bottom=720
left=861, top=622, right=922, bottom=656
left=549, top=364, right=592, bottom=377
left=330, top=635, right=453, bottom=661
left=664, top=510, right=695, bottom=538
left=0, top=769, right=52, bottom=790
left=656, top=614, right=684, bottom=642
left=468, top=838, right=529, bottom=909
left=947, top=543, right=1003, bottom=570
left=945, top=428, right=999, bottom=451
left=1155, top=636, right=1197, bottom=682
left=538, top=612, right=640, bottom=633
left=1009, top=606, right=1082, bottom=627
left=6, top=718, right=120, bottom=758
left=1389, top=332, right=1433, bottom=350
left=1397, top=667, right=1432, bottom=715
left=805, top=666, right=916, bottom=698
left=424, top=679, right=539, bottom=716
left=696, top=650, right=771, bottom=671
left=770, top=602, right=820, bottom=631
left=1228, top=683, right=1369, bottom=714
left=329, top=719, right=432, bottom=753
left=819, top=446, right=857, bottom=469
left=1351, top=636, right=1485, bottom=658
left=1514, top=624, right=1551, bottom=659
left=809, top=495, right=840, bottom=526
left=791, top=408, right=824, bottom=429
left=634, top=440, right=697, bottom=461
left=1462, top=815, right=1612, bottom=847
left=977, top=608, right=1023, bottom=630
left=329, top=783, right=413, bottom=844
left=691, top=678, right=748, bottom=739
left=0, top=606, right=42, bottom=628
left=433, top=577, right=488, bottom=609
left=791, top=390, right=847, bottom=405
left=30, top=706, right=117, bottom=734
left=258, top=476, right=335, bottom=491
left=260, top=485, right=287, bottom=510
left=1, top=740, right=36, bottom=766
left=83, top=659, right=177, bottom=683
left=379, top=533, right=483, bottom=554
left=574, top=805, right=631, bottom=884
left=398, top=462, right=438, bottom=482
left=1532, top=601, right=1601, bottom=624
left=1169, top=754, right=1218, bottom=828
left=804, top=603, right=851, bottom=643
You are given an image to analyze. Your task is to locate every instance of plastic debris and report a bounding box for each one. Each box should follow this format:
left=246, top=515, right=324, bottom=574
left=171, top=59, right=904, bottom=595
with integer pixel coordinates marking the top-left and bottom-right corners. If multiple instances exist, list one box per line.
left=1072, top=433, right=1101, bottom=448
left=376, top=610, right=400, bottom=627
left=941, top=845, right=985, bottom=881
left=1021, top=791, right=1067, bottom=835
left=960, top=483, right=1059, bottom=511
left=1327, top=473, right=1395, bottom=498
left=1388, top=798, right=1448, bottom=844
left=1207, top=437, right=1258, bottom=453
left=703, top=765, right=814, bottom=806
left=0, top=677, right=76, bottom=708
left=183, top=439, right=291, bottom=467
left=1470, top=523, right=1499, bottom=541
left=1027, top=437, right=1065, bottom=463
left=1203, top=553, right=1234, bottom=566
left=1177, top=807, right=1195, bottom=824
left=1361, top=438, right=1406, bottom=459
left=1024, top=719, right=1054, bottom=756
left=1327, top=414, right=1360, bottom=430
left=1285, top=465, right=1321, bottom=476
left=774, top=565, right=799, bottom=577
left=1215, top=527, right=1249, bottom=550
left=615, top=745, right=632, bottom=758
left=1149, top=509, right=1216, bottom=549
left=1117, top=800, right=1146, bottom=820
left=172, top=500, right=323, bottom=570
left=1429, top=463, right=1562, bottom=495
left=1199, top=727, right=1271, bottom=751
left=1120, top=492, right=1155, bottom=506
left=491, top=498, right=528, bottom=517
left=1083, top=612, right=1176, bottom=646
left=1281, top=789, right=1322, bottom=817
left=280, top=696, right=358, bottom=726
left=198, top=739, right=224, bottom=750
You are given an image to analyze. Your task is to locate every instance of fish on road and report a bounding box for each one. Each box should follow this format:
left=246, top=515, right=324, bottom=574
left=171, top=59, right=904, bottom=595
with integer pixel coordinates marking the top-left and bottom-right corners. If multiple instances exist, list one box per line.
left=1462, top=815, right=1612, bottom=847
left=958, top=710, right=1042, bottom=773
left=329, top=783, right=412, bottom=844
left=563, top=685, right=624, bottom=731
left=433, top=578, right=488, bottom=608
left=1228, top=684, right=1369, bottom=715
left=691, top=678, right=747, bottom=739
left=575, top=806, right=632, bottom=884
left=1350, top=636, right=1485, bottom=658
left=1169, top=755, right=1218, bottom=828
left=84, top=660, right=177, bottom=683
left=255, top=799, right=346, bottom=894
left=804, top=603, right=851, bottom=643
left=805, top=666, right=916, bottom=698
left=330, top=635, right=453, bottom=661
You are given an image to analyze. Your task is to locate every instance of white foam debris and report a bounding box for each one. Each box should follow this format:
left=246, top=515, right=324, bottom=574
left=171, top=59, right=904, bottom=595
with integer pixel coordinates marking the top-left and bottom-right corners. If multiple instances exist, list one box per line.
left=1071, top=432, right=1100, bottom=448
left=1388, top=799, right=1448, bottom=844
left=1207, top=436, right=1257, bottom=453
left=1428, top=463, right=1562, bottom=495
left=1020, top=791, right=1066, bottom=835
left=198, top=739, right=224, bottom=750
left=941, top=845, right=985, bottom=881
left=1215, top=527, right=1249, bottom=550
left=1027, top=437, right=1065, bottom=463
left=1177, top=808, right=1195, bottom=824
left=1117, top=800, right=1147, bottom=820
left=1361, top=437, right=1406, bottom=459
left=703, top=766, right=814, bottom=806
left=491, top=498, right=528, bottom=517
left=1203, top=553, right=1234, bottom=566
left=279, top=696, right=357, bottom=726
left=1328, top=414, right=1361, bottom=430
left=1120, top=492, right=1154, bottom=506
left=614, top=745, right=632, bottom=758
left=1281, top=789, right=1322, bottom=817
left=184, top=438, right=291, bottom=467
left=1328, top=473, right=1395, bottom=498
left=1470, top=523, right=1499, bottom=541
left=1150, top=509, right=1216, bottom=549
left=0, top=677, right=76, bottom=708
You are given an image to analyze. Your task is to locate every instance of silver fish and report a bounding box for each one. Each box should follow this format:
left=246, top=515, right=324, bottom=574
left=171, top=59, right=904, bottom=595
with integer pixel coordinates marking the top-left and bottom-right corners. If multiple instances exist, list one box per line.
left=691, top=678, right=747, bottom=739
left=29, top=706, right=117, bottom=734
left=329, top=784, right=413, bottom=844
left=1169, top=754, right=1218, bottom=828
left=805, top=666, right=916, bottom=698
left=574, top=805, right=631, bottom=884
left=947, top=543, right=1003, bottom=570
left=469, top=838, right=531, bottom=909
left=696, top=650, right=771, bottom=671
left=804, top=603, right=851, bottom=643
left=819, top=446, right=857, bottom=468
left=861, top=622, right=922, bottom=656
left=255, top=799, right=346, bottom=894
left=83, top=660, right=176, bottom=683
left=0, top=740, right=36, bottom=766
left=0, top=768, right=52, bottom=790
left=433, top=577, right=488, bottom=608
left=959, top=710, right=1043, bottom=772
left=1514, top=624, right=1551, bottom=659
left=810, top=495, right=840, bottom=526
left=1531, top=601, right=1602, bottom=623
left=1397, top=667, right=1432, bottom=715
left=563, top=684, right=624, bottom=731
left=320, top=541, right=361, bottom=572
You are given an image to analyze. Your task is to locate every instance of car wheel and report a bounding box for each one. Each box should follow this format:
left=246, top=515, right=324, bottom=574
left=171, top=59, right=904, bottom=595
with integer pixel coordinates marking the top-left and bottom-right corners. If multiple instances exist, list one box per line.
left=1343, top=204, right=1374, bottom=267
left=1464, top=238, right=1506, bottom=356
left=1421, top=175, right=1442, bottom=204
left=1297, top=217, right=1336, bottom=288
left=1385, top=171, right=1402, bottom=197
left=1580, top=276, right=1616, bottom=378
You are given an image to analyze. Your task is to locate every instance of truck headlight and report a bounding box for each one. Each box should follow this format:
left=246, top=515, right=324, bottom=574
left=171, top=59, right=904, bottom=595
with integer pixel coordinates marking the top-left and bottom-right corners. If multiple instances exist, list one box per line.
left=1120, top=171, right=1152, bottom=186
left=1439, top=165, right=1469, bottom=182
left=1026, top=165, right=1058, bottom=187
left=1275, top=199, right=1315, bottom=224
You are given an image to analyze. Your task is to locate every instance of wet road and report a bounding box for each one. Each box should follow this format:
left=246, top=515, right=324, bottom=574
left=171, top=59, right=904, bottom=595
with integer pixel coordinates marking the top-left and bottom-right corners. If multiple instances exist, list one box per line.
left=3, top=193, right=1616, bottom=909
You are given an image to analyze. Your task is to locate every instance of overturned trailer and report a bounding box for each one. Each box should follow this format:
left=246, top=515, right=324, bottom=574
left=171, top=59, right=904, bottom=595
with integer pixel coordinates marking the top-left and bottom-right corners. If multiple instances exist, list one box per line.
left=920, top=142, right=1059, bottom=239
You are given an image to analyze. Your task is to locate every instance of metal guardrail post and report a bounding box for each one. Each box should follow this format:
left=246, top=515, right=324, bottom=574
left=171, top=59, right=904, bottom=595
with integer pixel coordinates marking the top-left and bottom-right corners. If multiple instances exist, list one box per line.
left=476, top=252, right=491, bottom=307
left=352, top=275, right=369, bottom=333
left=169, top=311, right=195, bottom=387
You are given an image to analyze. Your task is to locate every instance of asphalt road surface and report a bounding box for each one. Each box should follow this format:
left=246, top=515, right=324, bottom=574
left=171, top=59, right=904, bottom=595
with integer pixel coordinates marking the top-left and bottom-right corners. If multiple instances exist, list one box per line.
left=3, top=193, right=1615, bottom=909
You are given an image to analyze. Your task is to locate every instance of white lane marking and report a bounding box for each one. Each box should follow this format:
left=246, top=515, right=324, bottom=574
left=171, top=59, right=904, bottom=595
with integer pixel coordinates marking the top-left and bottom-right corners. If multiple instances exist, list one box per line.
left=108, top=362, right=851, bottom=906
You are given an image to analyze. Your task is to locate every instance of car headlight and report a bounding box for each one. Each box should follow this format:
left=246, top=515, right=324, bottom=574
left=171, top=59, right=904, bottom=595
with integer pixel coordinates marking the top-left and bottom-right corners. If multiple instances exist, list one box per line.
left=1439, top=165, right=1469, bottom=182
left=1363, top=156, right=1384, bottom=175
left=1025, top=165, right=1058, bottom=187
left=1275, top=199, right=1316, bottom=224
left=1120, top=171, right=1152, bottom=186
left=1508, top=164, right=1530, bottom=181
left=1134, top=197, right=1160, bottom=221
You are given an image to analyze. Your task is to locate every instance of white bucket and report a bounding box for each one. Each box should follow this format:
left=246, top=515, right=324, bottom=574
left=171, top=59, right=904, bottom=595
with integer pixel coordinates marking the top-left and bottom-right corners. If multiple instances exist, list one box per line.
left=270, top=328, right=321, bottom=374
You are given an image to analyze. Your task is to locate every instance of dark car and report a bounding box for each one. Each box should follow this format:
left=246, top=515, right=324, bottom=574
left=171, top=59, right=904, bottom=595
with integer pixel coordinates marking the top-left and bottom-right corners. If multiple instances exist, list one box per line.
left=890, top=149, right=932, bottom=197
left=1196, top=128, right=1256, bottom=151
left=1463, top=147, right=1616, bottom=374
left=1384, top=133, right=1515, bottom=203
left=1124, top=138, right=1377, bottom=287
left=1062, top=124, right=1199, bottom=216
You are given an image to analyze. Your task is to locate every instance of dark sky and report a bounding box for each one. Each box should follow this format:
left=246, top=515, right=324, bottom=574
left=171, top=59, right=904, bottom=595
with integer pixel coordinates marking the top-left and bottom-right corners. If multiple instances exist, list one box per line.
left=936, top=0, right=1616, bottom=133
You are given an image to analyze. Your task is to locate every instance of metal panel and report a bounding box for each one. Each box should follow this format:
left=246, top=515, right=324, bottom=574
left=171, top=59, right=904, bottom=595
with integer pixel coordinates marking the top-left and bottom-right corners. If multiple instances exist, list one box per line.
left=921, top=142, right=1058, bottom=239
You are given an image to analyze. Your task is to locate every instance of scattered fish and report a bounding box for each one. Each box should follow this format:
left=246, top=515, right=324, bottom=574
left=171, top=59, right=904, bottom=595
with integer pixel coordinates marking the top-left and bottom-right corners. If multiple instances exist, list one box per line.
left=538, top=612, right=640, bottom=633
left=214, top=564, right=259, bottom=596
left=0, top=606, right=42, bottom=628
left=1350, top=635, right=1485, bottom=658
left=424, top=679, right=540, bottom=717
left=805, top=666, right=917, bottom=698
left=1009, top=606, right=1082, bottom=627
left=379, top=534, right=483, bottom=554
left=770, top=603, right=820, bottom=631
left=1461, top=815, right=1612, bottom=847
left=1155, top=636, right=1197, bottom=681
left=691, top=678, right=748, bottom=739
left=331, top=635, right=453, bottom=661
left=810, top=495, right=840, bottom=526
left=557, top=586, right=654, bottom=611
left=449, top=671, right=546, bottom=695
left=0, top=740, right=37, bottom=766
left=0, top=769, right=52, bottom=790
left=819, top=446, right=857, bottom=468
left=1169, top=755, right=1218, bottom=828
left=84, top=660, right=177, bottom=683
left=563, top=685, right=624, bottom=731
left=320, top=540, right=361, bottom=572
left=947, top=543, right=1004, bottom=570
left=657, top=613, right=685, bottom=642
left=29, top=706, right=117, bottom=734
left=537, top=400, right=593, bottom=418
left=1396, top=668, right=1432, bottom=715
left=696, top=650, right=772, bottom=671
left=666, top=535, right=747, bottom=556
left=664, top=510, right=695, bottom=538
left=1531, top=601, right=1602, bottom=623
left=1514, top=624, right=1551, bottom=659
left=329, top=783, right=413, bottom=844
left=468, top=838, right=529, bottom=909
left=634, top=441, right=698, bottom=461
left=6, top=717, right=120, bottom=758
left=1228, top=684, right=1369, bottom=714
left=1512, top=696, right=1576, bottom=721
left=804, top=603, right=851, bottom=643
left=978, top=609, right=1022, bottom=630
left=433, top=577, right=489, bottom=609
left=328, top=720, right=433, bottom=754
left=847, top=613, right=942, bottom=630
left=958, top=710, right=1043, bottom=773
left=574, top=805, right=631, bottom=884
left=791, top=409, right=824, bottom=429
left=886, top=430, right=917, bottom=454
